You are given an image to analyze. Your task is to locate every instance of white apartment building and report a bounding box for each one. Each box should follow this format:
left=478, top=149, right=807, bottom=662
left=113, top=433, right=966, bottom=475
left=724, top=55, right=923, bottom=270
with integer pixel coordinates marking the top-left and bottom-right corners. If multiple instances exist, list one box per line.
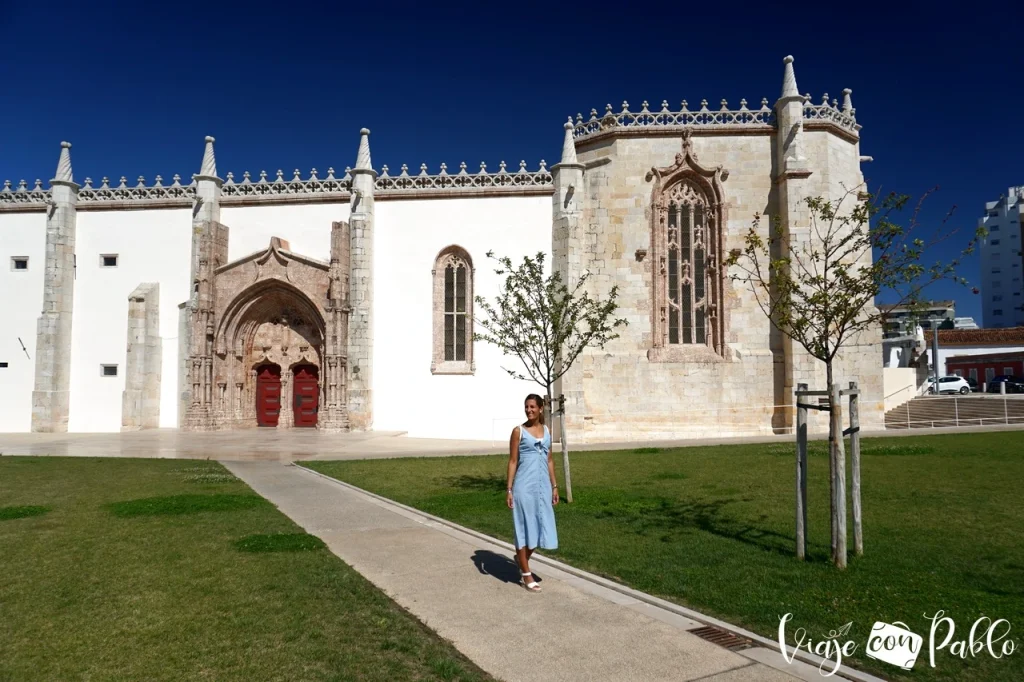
left=979, top=186, right=1024, bottom=327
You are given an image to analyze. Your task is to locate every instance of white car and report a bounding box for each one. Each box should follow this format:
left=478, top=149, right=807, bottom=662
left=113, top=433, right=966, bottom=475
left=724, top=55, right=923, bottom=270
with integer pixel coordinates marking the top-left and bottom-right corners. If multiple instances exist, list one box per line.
left=928, top=375, right=971, bottom=395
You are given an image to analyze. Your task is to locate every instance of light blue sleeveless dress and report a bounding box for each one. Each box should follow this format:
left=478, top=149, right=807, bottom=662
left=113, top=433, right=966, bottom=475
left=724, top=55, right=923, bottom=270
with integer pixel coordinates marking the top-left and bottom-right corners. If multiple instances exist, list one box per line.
left=512, top=424, right=558, bottom=550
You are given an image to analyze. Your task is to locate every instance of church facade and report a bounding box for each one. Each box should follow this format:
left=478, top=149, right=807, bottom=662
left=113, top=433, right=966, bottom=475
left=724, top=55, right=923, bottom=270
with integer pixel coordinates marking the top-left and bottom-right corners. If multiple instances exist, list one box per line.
left=0, top=56, right=884, bottom=441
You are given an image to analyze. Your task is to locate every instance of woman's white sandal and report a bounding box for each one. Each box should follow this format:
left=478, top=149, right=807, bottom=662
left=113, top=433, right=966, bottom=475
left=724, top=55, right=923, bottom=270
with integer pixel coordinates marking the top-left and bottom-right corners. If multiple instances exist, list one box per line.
left=520, top=571, right=541, bottom=592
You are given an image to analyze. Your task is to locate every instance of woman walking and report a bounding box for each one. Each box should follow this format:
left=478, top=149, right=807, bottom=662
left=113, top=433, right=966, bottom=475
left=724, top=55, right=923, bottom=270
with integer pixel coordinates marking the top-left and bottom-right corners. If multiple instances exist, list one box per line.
left=506, top=393, right=559, bottom=592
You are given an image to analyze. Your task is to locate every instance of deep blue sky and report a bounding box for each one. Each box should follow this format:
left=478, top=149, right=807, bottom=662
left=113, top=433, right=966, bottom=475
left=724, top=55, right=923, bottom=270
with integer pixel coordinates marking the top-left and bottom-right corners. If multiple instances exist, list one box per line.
left=3, top=1, right=1021, bottom=323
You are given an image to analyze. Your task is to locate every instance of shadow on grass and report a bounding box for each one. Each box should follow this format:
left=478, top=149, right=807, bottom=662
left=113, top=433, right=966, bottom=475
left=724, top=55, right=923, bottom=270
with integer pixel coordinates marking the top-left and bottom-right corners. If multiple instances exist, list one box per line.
left=445, top=474, right=506, bottom=492
left=585, top=494, right=801, bottom=558
left=471, top=550, right=522, bottom=585
left=0, top=505, right=51, bottom=521
left=763, top=443, right=935, bottom=457
left=234, top=533, right=326, bottom=553
left=107, top=494, right=266, bottom=517
left=650, top=472, right=687, bottom=481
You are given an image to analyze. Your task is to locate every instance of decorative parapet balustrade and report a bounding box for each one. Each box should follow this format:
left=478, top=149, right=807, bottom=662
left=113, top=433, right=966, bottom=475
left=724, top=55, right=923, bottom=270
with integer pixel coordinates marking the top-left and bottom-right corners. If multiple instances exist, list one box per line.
left=0, top=179, right=53, bottom=206
left=0, top=160, right=553, bottom=212
left=571, top=94, right=859, bottom=141
left=377, top=160, right=551, bottom=192
left=801, top=92, right=859, bottom=131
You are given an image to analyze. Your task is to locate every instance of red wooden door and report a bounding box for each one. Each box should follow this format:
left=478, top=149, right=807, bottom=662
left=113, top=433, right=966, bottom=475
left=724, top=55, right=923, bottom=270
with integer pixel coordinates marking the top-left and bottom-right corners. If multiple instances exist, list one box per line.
left=256, top=365, right=282, bottom=427
left=293, top=365, right=319, bottom=428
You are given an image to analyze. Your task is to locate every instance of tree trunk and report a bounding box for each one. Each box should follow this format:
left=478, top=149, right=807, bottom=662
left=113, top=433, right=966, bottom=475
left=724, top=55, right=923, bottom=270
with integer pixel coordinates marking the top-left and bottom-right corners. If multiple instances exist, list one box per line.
left=828, top=365, right=848, bottom=569
left=546, top=385, right=573, bottom=504
left=827, top=363, right=836, bottom=556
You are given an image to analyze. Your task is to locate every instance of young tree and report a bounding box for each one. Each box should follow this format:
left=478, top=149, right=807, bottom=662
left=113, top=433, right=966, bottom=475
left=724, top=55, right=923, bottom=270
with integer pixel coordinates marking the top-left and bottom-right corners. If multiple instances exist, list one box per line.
left=726, top=187, right=984, bottom=567
left=474, top=251, right=627, bottom=503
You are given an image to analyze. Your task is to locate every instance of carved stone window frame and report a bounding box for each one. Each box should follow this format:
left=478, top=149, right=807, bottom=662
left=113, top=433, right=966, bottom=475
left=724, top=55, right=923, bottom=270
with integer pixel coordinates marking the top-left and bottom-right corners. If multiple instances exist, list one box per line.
left=646, top=130, right=729, bottom=363
left=431, top=245, right=475, bottom=375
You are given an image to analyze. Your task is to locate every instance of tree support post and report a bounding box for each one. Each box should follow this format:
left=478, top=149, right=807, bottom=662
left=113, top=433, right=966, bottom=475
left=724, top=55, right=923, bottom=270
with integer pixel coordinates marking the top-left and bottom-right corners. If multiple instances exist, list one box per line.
left=829, top=383, right=848, bottom=569
left=847, top=381, right=863, bottom=556
left=795, top=383, right=809, bottom=560
left=557, top=394, right=573, bottom=503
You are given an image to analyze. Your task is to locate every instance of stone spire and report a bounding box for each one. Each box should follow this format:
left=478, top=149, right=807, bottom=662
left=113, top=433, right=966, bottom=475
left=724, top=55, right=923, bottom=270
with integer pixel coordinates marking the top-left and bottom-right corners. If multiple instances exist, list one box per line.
left=559, top=118, right=578, bottom=166
left=842, top=88, right=853, bottom=114
left=198, top=136, right=218, bottom=179
left=355, top=128, right=372, bottom=171
left=53, top=142, right=74, bottom=184
left=781, top=55, right=800, bottom=101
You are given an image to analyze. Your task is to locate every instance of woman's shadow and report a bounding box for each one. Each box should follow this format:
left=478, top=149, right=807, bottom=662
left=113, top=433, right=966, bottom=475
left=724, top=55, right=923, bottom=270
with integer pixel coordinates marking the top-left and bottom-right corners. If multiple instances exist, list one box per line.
left=472, top=549, right=537, bottom=585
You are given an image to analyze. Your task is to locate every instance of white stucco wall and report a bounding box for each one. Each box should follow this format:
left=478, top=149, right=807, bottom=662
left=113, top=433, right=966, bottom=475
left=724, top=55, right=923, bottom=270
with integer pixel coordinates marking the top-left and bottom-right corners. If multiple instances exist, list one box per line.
left=69, top=208, right=192, bottom=431
left=63, top=202, right=355, bottom=433
left=2, top=197, right=549, bottom=436
left=0, top=213, right=47, bottom=432
left=221, top=203, right=349, bottom=264
left=373, top=196, right=551, bottom=442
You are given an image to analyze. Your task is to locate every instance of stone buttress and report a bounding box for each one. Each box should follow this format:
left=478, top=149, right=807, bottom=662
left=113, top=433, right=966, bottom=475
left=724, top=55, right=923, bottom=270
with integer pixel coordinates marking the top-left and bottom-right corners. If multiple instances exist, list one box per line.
left=31, top=142, right=78, bottom=432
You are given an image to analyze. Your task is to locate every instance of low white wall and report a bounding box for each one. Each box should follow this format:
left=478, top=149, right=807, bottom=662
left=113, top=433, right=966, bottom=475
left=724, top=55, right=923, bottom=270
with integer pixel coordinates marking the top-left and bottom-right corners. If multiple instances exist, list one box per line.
left=883, top=366, right=926, bottom=412
left=373, top=195, right=551, bottom=442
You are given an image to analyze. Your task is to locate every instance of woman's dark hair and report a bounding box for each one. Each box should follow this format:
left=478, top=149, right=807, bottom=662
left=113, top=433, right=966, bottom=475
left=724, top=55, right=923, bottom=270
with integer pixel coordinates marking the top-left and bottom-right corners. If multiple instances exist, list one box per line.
left=525, top=394, right=545, bottom=424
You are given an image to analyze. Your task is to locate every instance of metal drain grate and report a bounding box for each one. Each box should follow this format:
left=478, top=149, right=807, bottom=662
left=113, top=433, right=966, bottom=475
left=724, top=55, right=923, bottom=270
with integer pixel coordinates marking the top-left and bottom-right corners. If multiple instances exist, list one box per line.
left=689, top=625, right=755, bottom=651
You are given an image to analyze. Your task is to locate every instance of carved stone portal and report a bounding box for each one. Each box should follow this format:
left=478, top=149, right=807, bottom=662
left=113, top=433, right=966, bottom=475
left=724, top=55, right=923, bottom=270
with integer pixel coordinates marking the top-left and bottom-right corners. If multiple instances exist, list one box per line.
left=182, top=231, right=350, bottom=431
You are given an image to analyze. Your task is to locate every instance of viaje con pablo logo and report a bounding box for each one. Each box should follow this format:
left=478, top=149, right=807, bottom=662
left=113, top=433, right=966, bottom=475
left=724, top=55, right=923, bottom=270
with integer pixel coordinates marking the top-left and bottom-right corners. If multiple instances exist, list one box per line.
left=777, top=611, right=1017, bottom=676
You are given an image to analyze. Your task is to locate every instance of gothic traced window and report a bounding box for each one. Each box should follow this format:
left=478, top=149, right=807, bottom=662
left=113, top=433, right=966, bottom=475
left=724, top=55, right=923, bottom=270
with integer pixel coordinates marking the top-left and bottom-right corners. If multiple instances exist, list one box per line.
left=646, top=129, right=728, bottom=361
left=432, top=245, right=474, bottom=374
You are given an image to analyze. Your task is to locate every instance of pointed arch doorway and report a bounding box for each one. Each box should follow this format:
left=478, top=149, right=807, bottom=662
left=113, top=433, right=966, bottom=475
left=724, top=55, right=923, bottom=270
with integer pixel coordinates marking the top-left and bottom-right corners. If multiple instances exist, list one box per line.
left=292, top=364, right=319, bottom=427
left=255, top=364, right=282, bottom=427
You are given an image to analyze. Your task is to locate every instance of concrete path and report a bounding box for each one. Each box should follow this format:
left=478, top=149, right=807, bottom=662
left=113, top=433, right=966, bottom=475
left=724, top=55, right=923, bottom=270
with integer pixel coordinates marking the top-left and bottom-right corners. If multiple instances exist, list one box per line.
left=225, top=460, right=881, bottom=682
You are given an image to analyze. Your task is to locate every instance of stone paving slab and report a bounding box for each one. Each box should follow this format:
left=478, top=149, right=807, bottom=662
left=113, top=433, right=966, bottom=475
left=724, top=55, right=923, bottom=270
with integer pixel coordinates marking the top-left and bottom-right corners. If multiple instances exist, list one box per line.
left=223, top=460, right=841, bottom=682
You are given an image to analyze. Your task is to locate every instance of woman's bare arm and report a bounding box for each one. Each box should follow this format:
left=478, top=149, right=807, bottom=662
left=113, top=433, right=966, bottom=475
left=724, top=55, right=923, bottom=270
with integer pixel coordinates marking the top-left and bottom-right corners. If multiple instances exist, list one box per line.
left=506, top=427, right=520, bottom=508
left=547, top=449, right=559, bottom=505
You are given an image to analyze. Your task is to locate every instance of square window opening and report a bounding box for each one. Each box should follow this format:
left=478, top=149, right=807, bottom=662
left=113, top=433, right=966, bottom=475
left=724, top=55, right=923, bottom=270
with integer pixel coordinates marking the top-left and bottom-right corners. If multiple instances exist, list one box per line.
left=11, top=257, right=28, bottom=271
left=101, top=364, right=118, bottom=377
left=100, top=254, right=119, bottom=268
left=0, top=361, right=8, bottom=368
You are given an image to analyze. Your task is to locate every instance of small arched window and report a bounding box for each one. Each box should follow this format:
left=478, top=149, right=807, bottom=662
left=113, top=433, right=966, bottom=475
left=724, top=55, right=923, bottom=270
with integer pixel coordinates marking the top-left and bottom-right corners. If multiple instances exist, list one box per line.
left=432, top=246, right=474, bottom=374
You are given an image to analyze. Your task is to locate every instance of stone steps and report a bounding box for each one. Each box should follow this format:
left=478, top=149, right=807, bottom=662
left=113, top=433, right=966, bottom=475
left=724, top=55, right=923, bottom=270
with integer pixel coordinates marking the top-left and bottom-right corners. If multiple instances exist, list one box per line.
left=885, top=395, right=1024, bottom=429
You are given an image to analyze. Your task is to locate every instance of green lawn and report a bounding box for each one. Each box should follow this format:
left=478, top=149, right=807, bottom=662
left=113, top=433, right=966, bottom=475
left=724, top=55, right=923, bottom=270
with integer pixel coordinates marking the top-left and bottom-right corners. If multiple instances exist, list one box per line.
left=0, top=457, right=493, bottom=682
left=305, top=433, right=1024, bottom=682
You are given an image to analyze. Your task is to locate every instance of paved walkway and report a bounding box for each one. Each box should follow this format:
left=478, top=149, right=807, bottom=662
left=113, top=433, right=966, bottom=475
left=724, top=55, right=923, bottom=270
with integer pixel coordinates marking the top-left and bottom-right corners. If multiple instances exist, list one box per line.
left=3, top=422, right=1022, bottom=462
left=225, top=461, right=882, bottom=682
